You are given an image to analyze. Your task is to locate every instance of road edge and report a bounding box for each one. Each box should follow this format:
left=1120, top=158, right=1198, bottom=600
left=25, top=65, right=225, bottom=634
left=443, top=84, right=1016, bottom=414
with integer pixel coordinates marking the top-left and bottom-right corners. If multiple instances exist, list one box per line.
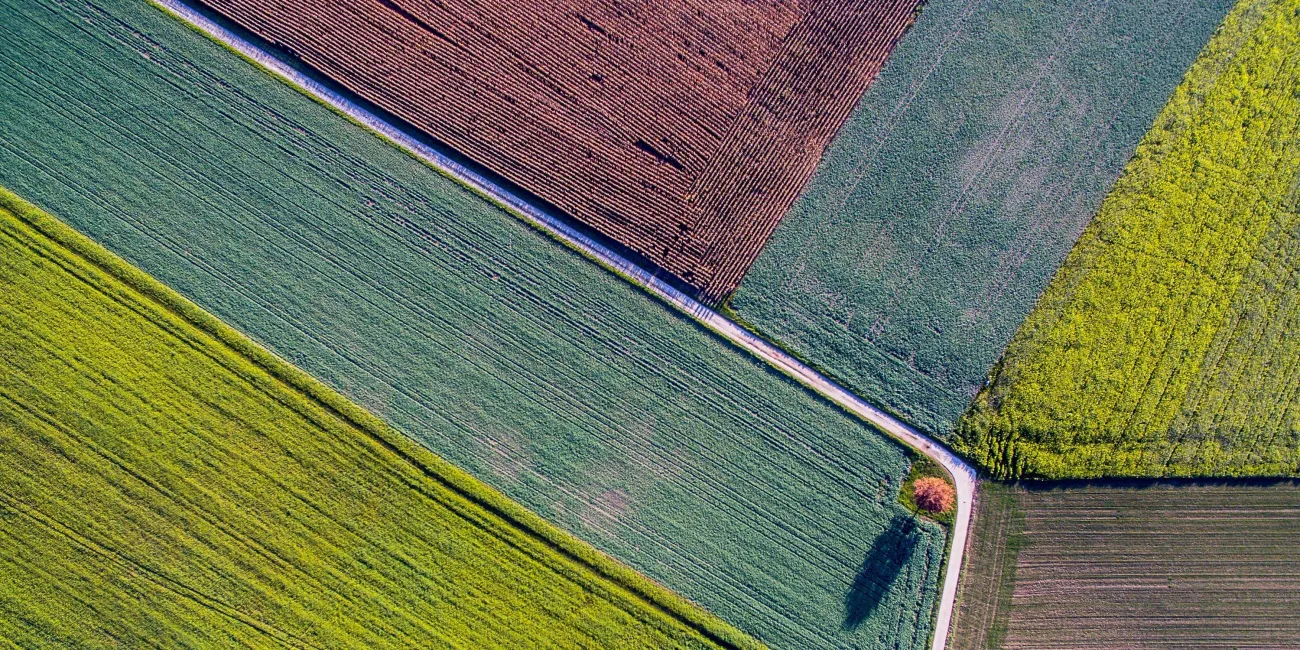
left=151, top=2, right=978, bottom=647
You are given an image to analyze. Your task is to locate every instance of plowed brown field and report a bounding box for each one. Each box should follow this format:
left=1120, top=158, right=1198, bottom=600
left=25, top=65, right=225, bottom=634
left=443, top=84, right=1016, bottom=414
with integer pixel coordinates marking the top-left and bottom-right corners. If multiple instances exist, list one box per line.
left=953, top=481, right=1300, bottom=649
left=194, top=0, right=920, bottom=301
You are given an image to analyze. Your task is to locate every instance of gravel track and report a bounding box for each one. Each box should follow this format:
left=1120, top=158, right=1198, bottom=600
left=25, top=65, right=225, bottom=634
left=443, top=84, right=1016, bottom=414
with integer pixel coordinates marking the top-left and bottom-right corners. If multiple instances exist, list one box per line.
left=152, top=1, right=978, bottom=647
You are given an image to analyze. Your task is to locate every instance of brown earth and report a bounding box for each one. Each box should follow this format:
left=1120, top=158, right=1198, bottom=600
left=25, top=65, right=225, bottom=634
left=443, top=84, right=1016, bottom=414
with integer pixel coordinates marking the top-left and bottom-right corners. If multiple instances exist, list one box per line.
left=952, top=481, right=1300, bottom=649
left=194, top=0, right=921, bottom=301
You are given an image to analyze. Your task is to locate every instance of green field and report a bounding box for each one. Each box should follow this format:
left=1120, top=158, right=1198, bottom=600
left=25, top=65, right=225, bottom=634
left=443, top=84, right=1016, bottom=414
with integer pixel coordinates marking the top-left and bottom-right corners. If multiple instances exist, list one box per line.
left=951, top=480, right=1300, bottom=649
left=0, top=190, right=755, bottom=648
left=959, top=0, right=1300, bottom=478
left=0, top=1, right=945, bottom=647
left=729, top=0, right=1234, bottom=436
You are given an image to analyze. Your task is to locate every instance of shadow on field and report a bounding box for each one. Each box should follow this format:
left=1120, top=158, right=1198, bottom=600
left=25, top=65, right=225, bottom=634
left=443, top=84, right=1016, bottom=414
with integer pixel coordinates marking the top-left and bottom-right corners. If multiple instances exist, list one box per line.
left=843, top=514, right=919, bottom=631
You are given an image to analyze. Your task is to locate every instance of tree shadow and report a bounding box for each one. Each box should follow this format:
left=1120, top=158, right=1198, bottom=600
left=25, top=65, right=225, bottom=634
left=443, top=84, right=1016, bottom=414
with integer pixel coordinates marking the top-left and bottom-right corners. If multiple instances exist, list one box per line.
left=843, top=514, right=920, bottom=631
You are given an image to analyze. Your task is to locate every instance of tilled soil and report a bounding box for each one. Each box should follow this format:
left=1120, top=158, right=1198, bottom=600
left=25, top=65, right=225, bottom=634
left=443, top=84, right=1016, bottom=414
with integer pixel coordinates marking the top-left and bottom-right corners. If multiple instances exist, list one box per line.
left=196, top=0, right=920, bottom=301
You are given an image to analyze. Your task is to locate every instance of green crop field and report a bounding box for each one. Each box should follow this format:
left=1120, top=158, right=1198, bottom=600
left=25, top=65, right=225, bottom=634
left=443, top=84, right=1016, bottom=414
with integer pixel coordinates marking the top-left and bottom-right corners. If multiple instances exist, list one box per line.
left=729, top=0, right=1234, bottom=437
left=0, top=1, right=945, bottom=648
left=951, top=480, right=1300, bottom=649
left=0, top=190, right=754, bottom=649
left=959, top=0, right=1300, bottom=478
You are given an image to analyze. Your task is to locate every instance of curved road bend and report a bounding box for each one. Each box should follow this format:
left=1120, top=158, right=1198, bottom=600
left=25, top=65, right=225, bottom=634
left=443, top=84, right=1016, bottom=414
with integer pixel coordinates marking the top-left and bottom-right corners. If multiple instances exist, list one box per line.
left=153, top=2, right=980, bottom=647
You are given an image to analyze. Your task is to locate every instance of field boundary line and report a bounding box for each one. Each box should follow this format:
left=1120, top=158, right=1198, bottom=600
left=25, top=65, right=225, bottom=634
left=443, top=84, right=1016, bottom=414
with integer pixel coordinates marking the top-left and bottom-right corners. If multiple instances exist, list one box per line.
left=0, top=190, right=761, bottom=649
left=150, top=2, right=978, bottom=647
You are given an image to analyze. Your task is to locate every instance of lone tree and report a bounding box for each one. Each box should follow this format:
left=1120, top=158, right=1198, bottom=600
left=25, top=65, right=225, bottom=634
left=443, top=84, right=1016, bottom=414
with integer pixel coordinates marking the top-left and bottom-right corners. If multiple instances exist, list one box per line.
left=913, top=476, right=955, bottom=514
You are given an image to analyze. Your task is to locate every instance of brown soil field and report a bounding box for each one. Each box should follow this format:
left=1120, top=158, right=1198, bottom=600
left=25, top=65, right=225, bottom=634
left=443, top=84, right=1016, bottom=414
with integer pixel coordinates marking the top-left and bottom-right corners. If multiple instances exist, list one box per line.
left=193, top=0, right=921, bottom=301
left=952, top=481, right=1300, bottom=649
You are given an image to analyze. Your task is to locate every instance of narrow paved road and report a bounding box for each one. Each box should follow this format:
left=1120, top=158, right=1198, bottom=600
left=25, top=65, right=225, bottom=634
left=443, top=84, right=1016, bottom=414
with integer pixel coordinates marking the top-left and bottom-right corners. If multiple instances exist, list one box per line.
left=155, top=2, right=979, bottom=647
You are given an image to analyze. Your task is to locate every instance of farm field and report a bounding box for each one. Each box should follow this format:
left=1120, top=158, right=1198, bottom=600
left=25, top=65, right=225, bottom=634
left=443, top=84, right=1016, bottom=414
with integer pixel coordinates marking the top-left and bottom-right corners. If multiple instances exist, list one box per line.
left=0, top=1, right=946, bottom=648
left=0, top=190, right=752, bottom=649
left=194, top=0, right=922, bottom=302
left=950, top=480, right=1300, bottom=649
left=729, top=0, right=1235, bottom=436
left=959, top=0, right=1300, bottom=478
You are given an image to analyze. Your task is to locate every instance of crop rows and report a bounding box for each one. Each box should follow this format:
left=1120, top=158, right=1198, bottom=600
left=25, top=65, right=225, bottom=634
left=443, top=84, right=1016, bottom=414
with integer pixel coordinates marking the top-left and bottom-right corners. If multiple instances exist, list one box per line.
left=730, top=0, right=1236, bottom=436
left=958, top=0, right=1300, bottom=478
left=0, top=190, right=751, bottom=649
left=0, top=1, right=944, bottom=647
left=953, top=481, right=1300, bottom=649
left=194, top=0, right=921, bottom=301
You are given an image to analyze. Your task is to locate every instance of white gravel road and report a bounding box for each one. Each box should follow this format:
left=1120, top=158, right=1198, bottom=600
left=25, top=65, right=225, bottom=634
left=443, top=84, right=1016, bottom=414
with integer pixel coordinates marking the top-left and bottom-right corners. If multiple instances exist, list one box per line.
left=152, top=2, right=979, bottom=647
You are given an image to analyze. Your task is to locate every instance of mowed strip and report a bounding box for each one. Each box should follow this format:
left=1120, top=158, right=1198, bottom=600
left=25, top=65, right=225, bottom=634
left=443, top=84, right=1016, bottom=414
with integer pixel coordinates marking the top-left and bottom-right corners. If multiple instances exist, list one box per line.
left=0, top=190, right=756, bottom=649
left=951, top=481, right=1300, bottom=649
left=0, top=1, right=945, bottom=648
left=959, top=0, right=1300, bottom=478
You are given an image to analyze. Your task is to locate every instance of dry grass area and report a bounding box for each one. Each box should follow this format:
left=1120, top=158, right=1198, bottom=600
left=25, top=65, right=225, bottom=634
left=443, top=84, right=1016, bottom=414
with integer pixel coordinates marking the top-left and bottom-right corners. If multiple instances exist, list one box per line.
left=953, top=480, right=1300, bottom=649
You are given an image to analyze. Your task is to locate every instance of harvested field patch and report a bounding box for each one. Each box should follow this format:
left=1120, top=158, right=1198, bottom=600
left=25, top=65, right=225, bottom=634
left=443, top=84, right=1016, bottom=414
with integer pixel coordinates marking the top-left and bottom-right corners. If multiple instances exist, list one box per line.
left=730, top=0, right=1235, bottom=436
left=959, top=0, right=1300, bottom=478
left=0, top=1, right=945, bottom=647
left=192, top=0, right=922, bottom=302
left=0, top=190, right=753, bottom=649
left=951, top=480, right=1300, bottom=649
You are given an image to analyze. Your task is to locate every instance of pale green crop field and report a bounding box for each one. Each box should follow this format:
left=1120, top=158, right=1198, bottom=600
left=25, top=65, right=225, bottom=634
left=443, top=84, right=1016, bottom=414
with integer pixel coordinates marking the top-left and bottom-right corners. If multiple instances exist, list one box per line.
left=0, top=189, right=753, bottom=649
left=960, top=0, right=1300, bottom=478
left=730, top=0, right=1234, bottom=437
left=0, top=1, right=945, bottom=647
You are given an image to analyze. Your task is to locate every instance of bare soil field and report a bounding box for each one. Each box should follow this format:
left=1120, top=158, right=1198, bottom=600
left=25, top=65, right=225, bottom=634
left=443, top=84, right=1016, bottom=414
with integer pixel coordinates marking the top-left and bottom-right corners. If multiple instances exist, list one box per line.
left=194, top=0, right=920, bottom=302
left=952, top=481, right=1300, bottom=649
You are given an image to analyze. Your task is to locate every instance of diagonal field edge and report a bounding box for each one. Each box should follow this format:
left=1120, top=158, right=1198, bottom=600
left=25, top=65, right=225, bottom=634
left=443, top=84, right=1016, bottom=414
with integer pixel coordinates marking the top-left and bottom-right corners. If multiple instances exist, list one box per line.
left=0, top=188, right=762, bottom=648
left=149, top=1, right=979, bottom=647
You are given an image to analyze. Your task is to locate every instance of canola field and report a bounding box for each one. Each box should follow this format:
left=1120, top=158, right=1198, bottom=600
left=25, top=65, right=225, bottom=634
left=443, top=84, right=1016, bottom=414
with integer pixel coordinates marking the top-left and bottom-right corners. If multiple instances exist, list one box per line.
left=730, top=0, right=1235, bottom=436
left=960, top=0, right=1300, bottom=478
left=0, top=190, right=753, bottom=649
left=0, top=1, right=945, bottom=647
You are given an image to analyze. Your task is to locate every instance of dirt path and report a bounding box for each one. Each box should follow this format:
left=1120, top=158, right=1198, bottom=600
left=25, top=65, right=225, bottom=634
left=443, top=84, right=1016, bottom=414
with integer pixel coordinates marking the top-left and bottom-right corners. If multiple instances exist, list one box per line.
left=153, top=2, right=978, bottom=647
